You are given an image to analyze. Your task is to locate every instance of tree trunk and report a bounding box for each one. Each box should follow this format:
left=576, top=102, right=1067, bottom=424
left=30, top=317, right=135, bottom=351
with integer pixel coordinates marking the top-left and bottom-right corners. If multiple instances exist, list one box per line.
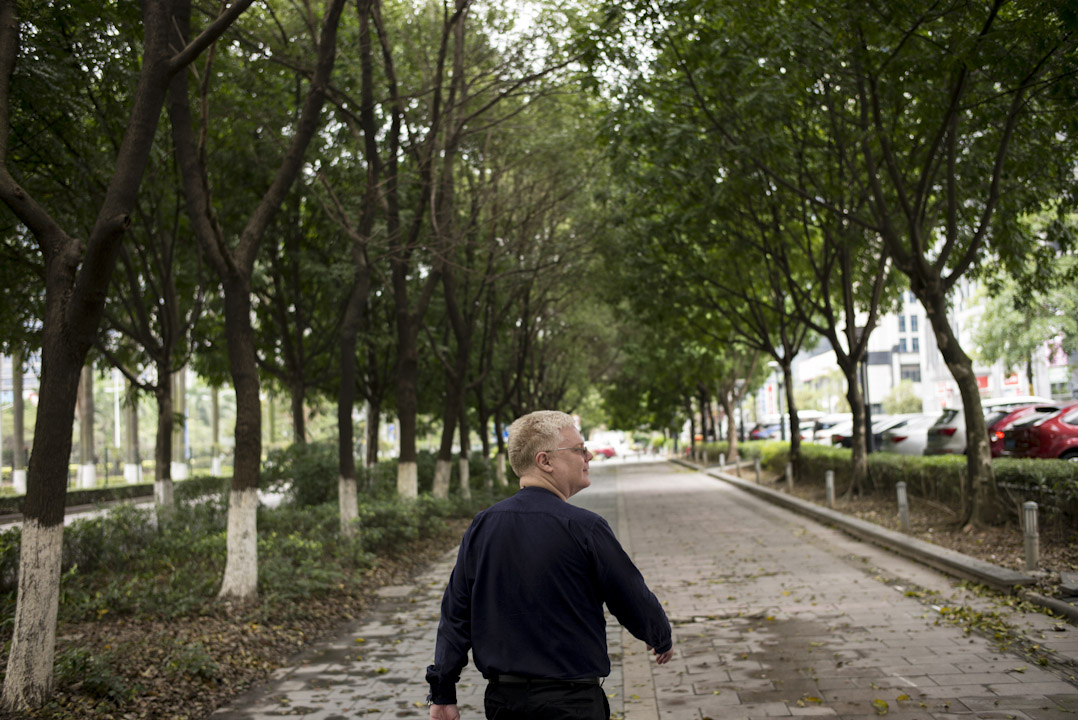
left=77, top=366, right=95, bottom=489
left=719, top=394, right=738, bottom=462
left=458, top=405, right=472, bottom=498
left=433, top=384, right=460, bottom=499
left=210, top=387, right=222, bottom=476
left=217, top=276, right=261, bottom=602
left=12, top=348, right=26, bottom=493
left=0, top=331, right=81, bottom=710
left=290, top=381, right=306, bottom=445
left=366, top=400, right=381, bottom=469
left=170, top=369, right=187, bottom=482
left=123, top=379, right=141, bottom=484
left=686, top=398, right=696, bottom=458
left=338, top=307, right=361, bottom=535
left=153, top=378, right=174, bottom=523
left=394, top=306, right=420, bottom=498
left=922, top=292, right=1001, bottom=527
left=782, top=363, right=801, bottom=478
left=840, top=359, right=868, bottom=497
left=494, top=414, right=507, bottom=486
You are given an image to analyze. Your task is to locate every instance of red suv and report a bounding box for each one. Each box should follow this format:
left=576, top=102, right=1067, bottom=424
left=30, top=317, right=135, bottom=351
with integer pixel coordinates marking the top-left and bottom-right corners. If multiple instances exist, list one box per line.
left=987, top=404, right=1061, bottom=457
left=1004, top=401, right=1078, bottom=461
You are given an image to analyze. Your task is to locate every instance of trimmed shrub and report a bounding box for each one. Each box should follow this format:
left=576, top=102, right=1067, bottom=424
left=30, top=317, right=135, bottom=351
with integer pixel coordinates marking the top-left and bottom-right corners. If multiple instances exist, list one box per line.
left=994, top=457, right=1078, bottom=533
left=262, top=442, right=339, bottom=507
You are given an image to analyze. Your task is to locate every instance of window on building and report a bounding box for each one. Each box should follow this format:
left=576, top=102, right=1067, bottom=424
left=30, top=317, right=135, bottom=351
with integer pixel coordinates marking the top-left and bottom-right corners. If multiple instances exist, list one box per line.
left=911, top=337, right=919, bottom=352
left=899, top=338, right=908, bottom=353
left=908, top=290, right=916, bottom=303
left=911, top=315, right=918, bottom=332
left=898, top=315, right=906, bottom=332
left=900, top=364, right=921, bottom=382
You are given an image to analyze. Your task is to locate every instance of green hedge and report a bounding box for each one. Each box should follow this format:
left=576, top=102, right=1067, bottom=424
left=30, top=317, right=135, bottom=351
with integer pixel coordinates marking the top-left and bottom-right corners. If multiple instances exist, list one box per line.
left=0, top=451, right=516, bottom=618
left=697, top=440, right=788, bottom=469
left=0, top=476, right=231, bottom=517
left=751, top=442, right=1078, bottom=527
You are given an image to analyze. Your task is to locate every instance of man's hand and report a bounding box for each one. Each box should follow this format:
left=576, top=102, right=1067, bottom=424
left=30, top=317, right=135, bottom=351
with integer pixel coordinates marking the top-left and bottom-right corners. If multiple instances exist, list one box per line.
left=648, top=645, right=674, bottom=665
left=430, top=703, right=460, bottom=720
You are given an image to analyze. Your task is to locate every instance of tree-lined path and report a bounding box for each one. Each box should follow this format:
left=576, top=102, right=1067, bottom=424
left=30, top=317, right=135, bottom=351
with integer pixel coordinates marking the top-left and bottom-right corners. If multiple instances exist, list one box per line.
left=212, top=460, right=1078, bottom=719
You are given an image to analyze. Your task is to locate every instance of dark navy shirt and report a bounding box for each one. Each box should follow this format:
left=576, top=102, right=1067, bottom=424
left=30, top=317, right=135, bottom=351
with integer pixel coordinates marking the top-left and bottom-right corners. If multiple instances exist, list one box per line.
left=425, top=486, right=671, bottom=705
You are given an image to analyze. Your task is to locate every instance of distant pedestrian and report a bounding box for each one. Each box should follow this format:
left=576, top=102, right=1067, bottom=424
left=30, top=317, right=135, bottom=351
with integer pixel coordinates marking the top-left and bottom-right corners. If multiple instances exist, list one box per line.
left=425, top=410, right=673, bottom=720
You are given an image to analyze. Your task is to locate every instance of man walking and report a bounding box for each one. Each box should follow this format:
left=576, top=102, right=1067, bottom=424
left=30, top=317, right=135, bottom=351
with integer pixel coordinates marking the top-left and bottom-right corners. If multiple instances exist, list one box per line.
left=426, top=410, right=673, bottom=720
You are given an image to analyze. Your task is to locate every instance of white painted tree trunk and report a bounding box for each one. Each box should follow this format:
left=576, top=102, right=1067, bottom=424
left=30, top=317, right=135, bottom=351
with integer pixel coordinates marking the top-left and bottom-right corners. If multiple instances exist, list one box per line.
left=154, top=479, right=174, bottom=523
left=339, top=475, right=358, bottom=536
left=211, top=456, right=222, bottom=476
left=12, top=470, right=26, bottom=494
left=218, top=487, right=259, bottom=601
left=397, top=461, right=418, bottom=499
left=171, top=370, right=187, bottom=482
left=432, top=459, right=452, bottom=499
left=458, top=458, right=471, bottom=500
left=496, top=453, right=507, bottom=487
left=78, top=464, right=96, bottom=490
left=78, top=366, right=94, bottom=489
left=1, top=521, right=62, bottom=711
left=124, top=381, right=139, bottom=483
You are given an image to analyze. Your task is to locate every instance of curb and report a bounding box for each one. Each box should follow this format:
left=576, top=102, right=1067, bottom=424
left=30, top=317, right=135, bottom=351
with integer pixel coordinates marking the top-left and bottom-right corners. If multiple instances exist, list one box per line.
left=671, top=458, right=1078, bottom=624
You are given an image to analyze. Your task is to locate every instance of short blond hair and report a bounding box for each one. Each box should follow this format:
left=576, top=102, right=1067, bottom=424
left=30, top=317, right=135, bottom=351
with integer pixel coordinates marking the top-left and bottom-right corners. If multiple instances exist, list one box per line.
left=507, top=410, right=577, bottom=477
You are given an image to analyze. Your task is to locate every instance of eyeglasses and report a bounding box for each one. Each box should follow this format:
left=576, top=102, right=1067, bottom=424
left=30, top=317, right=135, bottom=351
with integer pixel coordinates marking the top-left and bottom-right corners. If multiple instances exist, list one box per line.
left=546, top=445, right=590, bottom=457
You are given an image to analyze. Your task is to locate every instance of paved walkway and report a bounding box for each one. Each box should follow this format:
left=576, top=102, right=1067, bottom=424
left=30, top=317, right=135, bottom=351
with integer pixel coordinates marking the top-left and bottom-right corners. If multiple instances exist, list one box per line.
left=211, top=461, right=1078, bottom=720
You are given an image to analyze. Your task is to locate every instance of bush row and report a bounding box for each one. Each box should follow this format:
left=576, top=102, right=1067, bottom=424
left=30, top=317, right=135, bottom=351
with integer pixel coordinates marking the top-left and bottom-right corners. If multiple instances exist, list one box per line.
left=696, top=441, right=1078, bottom=529
left=0, top=446, right=513, bottom=628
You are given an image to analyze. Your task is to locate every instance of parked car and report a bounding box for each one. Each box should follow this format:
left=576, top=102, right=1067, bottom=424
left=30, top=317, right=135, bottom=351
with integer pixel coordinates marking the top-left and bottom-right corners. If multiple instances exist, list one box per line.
left=828, top=415, right=917, bottom=449
left=812, top=414, right=851, bottom=444
left=1003, top=401, right=1078, bottom=461
left=878, top=414, right=942, bottom=455
left=987, top=404, right=1061, bottom=457
left=924, top=396, right=1053, bottom=455
left=871, top=414, right=921, bottom=450
left=749, top=423, right=780, bottom=440
left=827, top=419, right=855, bottom=446
left=590, top=445, right=616, bottom=459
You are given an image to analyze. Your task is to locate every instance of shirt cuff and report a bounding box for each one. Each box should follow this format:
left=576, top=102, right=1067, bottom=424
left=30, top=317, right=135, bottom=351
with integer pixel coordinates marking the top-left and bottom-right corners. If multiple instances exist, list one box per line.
left=653, top=637, right=673, bottom=654
left=425, top=667, right=458, bottom=705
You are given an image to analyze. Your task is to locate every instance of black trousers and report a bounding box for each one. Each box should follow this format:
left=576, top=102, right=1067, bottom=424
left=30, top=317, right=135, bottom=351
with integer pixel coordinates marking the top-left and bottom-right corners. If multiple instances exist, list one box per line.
left=484, top=680, right=609, bottom=720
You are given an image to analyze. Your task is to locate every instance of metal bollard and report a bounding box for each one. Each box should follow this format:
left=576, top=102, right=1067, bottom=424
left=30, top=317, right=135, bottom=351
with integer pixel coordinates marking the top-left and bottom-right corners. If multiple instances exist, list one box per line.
left=825, top=470, right=835, bottom=508
left=754, top=457, right=761, bottom=484
left=785, top=462, right=793, bottom=491
left=719, top=453, right=725, bottom=469
left=1023, top=501, right=1039, bottom=572
left=896, top=481, right=910, bottom=532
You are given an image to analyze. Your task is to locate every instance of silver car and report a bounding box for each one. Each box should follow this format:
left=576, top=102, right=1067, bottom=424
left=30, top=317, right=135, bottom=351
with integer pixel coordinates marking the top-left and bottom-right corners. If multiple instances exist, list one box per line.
left=879, top=414, right=942, bottom=455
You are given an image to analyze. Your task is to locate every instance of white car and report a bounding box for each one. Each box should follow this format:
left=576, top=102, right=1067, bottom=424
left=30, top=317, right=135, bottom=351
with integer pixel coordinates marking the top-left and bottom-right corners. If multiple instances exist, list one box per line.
left=811, top=414, right=852, bottom=444
left=879, top=414, right=943, bottom=455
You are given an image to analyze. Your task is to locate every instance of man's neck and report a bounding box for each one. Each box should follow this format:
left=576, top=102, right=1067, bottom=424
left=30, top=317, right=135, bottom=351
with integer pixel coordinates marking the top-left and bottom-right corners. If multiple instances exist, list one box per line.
left=519, top=474, right=568, bottom=501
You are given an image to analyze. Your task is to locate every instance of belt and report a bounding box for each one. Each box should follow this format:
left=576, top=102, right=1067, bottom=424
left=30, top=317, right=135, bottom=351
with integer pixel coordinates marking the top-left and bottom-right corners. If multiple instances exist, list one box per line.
left=491, top=674, right=601, bottom=685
